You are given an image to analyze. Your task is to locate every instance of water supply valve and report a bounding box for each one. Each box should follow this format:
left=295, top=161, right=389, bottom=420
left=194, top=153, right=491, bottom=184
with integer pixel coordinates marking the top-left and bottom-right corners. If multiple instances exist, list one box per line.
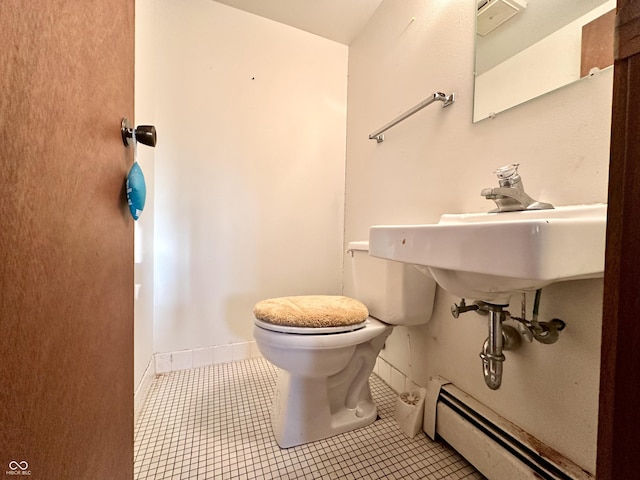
left=510, top=316, right=566, bottom=344
left=509, top=290, right=566, bottom=345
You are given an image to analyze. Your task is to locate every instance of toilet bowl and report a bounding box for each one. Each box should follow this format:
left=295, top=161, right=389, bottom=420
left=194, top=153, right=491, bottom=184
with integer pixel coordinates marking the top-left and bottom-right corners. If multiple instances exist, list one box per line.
left=253, top=241, right=436, bottom=448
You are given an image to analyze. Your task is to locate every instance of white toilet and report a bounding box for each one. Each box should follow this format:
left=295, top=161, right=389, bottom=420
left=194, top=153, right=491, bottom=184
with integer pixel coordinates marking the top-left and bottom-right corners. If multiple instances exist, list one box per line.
left=253, top=241, right=436, bottom=448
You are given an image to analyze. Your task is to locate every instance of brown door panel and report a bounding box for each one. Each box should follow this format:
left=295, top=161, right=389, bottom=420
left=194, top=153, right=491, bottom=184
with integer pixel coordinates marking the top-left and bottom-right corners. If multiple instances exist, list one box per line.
left=1, top=2, right=134, bottom=478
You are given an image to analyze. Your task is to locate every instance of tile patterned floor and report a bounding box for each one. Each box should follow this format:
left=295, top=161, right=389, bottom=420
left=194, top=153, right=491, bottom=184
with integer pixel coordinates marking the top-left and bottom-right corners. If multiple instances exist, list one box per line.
left=135, top=357, right=484, bottom=479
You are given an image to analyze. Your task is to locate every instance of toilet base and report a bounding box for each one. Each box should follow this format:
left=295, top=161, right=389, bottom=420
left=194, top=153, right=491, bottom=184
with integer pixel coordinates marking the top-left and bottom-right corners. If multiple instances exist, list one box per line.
left=271, top=370, right=378, bottom=448
left=255, top=319, right=393, bottom=448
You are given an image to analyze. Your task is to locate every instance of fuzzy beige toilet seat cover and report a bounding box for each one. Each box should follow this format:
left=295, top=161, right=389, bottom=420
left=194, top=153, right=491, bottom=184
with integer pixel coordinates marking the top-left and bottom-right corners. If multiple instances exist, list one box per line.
left=253, top=295, right=369, bottom=328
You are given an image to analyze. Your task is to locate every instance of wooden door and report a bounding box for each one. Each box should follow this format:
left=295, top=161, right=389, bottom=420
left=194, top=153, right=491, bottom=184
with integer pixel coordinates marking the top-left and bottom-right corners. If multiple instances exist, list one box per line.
left=597, top=1, right=640, bottom=478
left=0, top=1, right=134, bottom=478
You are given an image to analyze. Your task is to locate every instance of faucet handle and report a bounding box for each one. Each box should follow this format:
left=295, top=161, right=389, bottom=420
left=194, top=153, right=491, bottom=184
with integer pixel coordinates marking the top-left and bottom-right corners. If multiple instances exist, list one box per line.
left=494, top=163, right=519, bottom=179
left=494, top=163, right=521, bottom=187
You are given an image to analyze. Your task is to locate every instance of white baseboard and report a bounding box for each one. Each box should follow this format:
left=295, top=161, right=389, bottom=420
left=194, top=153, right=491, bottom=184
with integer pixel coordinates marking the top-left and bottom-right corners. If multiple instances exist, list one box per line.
left=154, top=340, right=262, bottom=374
left=134, top=358, right=156, bottom=424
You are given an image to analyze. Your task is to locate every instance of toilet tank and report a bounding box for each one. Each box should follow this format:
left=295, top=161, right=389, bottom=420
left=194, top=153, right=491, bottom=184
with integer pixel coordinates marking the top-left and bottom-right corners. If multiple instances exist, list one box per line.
left=347, top=241, right=436, bottom=326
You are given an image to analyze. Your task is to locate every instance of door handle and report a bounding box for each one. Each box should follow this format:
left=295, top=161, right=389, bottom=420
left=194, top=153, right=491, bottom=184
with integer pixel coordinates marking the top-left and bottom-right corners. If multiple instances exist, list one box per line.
left=121, top=118, right=157, bottom=148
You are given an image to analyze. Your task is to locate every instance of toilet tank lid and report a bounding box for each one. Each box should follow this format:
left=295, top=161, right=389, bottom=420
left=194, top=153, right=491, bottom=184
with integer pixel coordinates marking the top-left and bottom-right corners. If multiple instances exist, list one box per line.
left=347, top=241, right=369, bottom=252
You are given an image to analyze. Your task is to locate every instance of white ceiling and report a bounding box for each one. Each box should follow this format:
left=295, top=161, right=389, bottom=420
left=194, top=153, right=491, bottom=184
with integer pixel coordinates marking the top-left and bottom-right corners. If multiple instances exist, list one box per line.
left=214, top=0, right=384, bottom=45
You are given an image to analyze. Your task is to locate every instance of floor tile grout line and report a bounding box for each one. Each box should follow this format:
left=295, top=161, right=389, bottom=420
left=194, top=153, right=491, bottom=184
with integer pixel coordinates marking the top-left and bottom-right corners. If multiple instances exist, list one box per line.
left=134, top=357, right=483, bottom=480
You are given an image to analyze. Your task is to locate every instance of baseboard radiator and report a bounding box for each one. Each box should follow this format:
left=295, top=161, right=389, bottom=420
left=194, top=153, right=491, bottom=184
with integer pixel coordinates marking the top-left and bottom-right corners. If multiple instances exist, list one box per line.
left=423, top=377, right=594, bottom=480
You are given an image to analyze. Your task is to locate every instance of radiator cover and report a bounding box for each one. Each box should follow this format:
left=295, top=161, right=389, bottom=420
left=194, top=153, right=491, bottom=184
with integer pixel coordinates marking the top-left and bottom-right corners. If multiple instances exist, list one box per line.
left=423, top=377, right=594, bottom=480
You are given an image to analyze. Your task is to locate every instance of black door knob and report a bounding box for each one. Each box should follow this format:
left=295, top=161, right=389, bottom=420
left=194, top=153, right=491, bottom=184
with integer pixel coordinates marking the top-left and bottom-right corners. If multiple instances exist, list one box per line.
left=121, top=118, right=157, bottom=148
left=134, top=125, right=156, bottom=147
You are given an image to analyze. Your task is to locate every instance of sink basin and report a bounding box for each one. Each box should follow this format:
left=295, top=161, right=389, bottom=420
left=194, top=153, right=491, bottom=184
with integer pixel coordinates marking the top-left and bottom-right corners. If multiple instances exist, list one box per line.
left=369, top=204, right=607, bottom=304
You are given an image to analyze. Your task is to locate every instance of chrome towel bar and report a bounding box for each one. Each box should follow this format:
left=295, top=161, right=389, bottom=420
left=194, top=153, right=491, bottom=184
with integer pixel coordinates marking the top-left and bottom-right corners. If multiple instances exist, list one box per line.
left=368, top=91, right=455, bottom=143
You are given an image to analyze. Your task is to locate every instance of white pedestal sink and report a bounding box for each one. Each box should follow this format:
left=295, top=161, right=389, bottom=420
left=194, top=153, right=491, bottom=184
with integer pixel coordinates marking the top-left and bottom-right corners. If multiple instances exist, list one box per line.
left=369, top=204, right=607, bottom=305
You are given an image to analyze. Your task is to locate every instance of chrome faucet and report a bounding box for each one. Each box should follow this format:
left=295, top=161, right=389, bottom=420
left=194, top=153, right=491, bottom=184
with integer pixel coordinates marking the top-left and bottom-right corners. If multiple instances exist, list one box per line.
left=481, top=164, right=554, bottom=213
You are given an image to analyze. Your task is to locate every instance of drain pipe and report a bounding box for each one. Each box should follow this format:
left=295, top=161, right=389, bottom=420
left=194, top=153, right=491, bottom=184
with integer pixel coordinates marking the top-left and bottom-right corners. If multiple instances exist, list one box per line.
left=452, top=292, right=564, bottom=389
left=479, top=305, right=506, bottom=390
left=452, top=299, right=521, bottom=390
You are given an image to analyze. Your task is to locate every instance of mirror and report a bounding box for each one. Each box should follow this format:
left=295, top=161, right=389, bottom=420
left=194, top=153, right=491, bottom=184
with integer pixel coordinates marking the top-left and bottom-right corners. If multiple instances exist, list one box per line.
left=473, top=0, right=615, bottom=123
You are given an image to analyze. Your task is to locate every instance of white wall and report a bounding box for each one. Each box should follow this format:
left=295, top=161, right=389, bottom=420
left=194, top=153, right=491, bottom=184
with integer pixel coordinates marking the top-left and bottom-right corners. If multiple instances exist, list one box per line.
left=343, top=0, right=611, bottom=473
left=134, top=0, right=156, bottom=389
left=153, top=0, right=348, bottom=354
left=139, top=0, right=609, bottom=472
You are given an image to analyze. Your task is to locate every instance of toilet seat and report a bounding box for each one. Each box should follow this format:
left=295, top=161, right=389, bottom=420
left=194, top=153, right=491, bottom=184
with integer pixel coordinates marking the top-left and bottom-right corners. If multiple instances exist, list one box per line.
left=254, top=317, right=390, bottom=350
left=253, top=295, right=368, bottom=329
left=254, top=318, right=366, bottom=335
